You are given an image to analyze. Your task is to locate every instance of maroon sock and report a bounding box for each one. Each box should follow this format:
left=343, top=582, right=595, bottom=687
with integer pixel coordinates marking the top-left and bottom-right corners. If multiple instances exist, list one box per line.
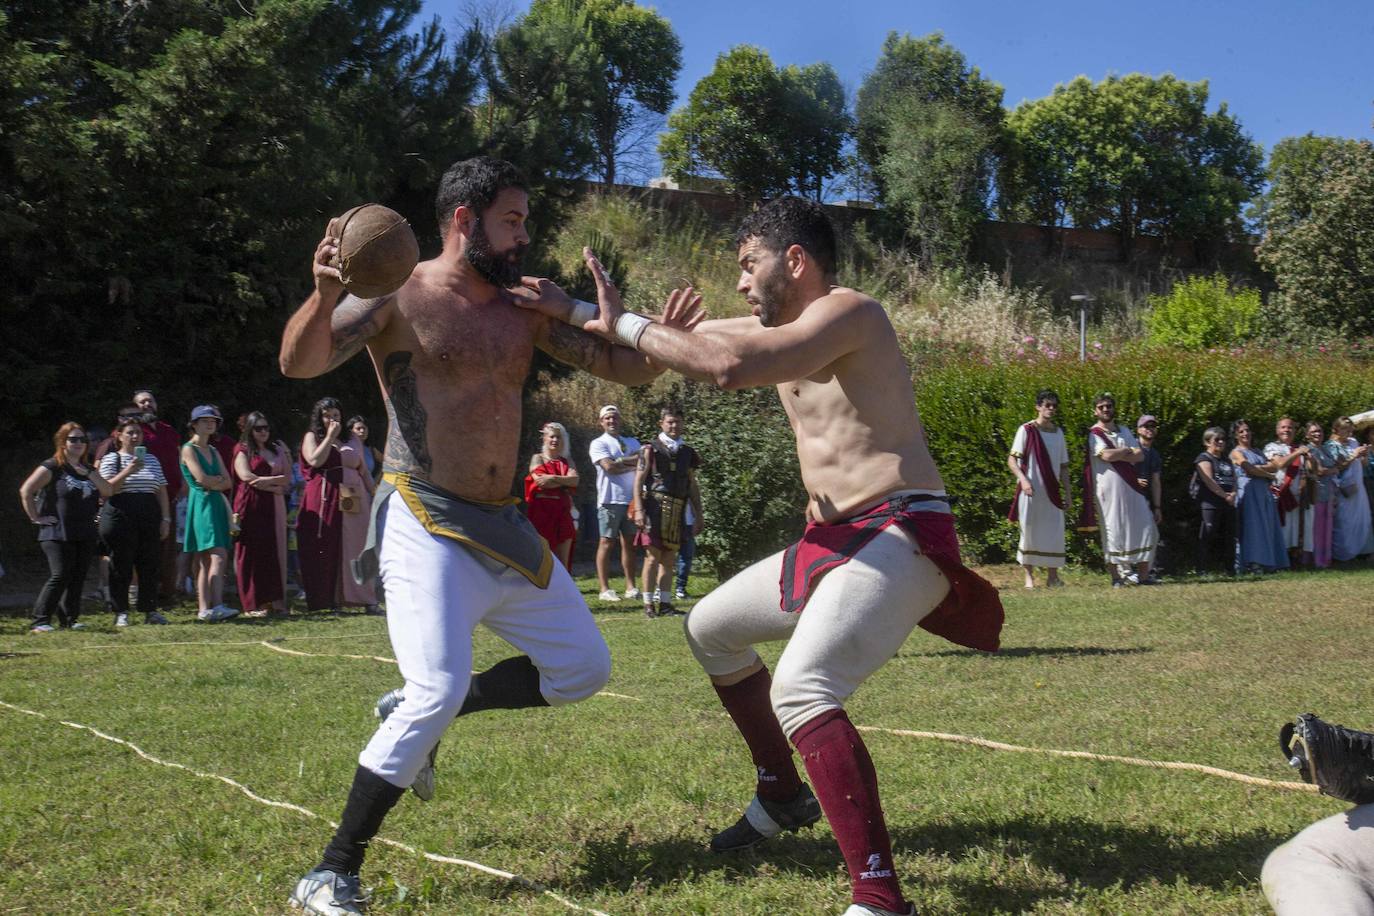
left=712, top=667, right=803, bottom=801
left=792, top=709, right=907, bottom=913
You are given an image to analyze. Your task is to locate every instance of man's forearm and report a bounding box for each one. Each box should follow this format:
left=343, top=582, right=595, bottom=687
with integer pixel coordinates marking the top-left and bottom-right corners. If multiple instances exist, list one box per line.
left=635, top=324, right=737, bottom=386
left=279, top=289, right=340, bottom=378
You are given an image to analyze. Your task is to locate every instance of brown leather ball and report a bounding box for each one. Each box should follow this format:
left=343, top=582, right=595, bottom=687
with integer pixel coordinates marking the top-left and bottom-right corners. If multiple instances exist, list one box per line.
left=333, top=204, right=419, bottom=298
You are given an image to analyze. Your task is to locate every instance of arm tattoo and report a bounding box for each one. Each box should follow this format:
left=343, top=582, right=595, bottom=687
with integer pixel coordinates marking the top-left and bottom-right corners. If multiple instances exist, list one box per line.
left=382, top=351, right=432, bottom=475
left=537, top=320, right=608, bottom=371
left=325, top=294, right=390, bottom=372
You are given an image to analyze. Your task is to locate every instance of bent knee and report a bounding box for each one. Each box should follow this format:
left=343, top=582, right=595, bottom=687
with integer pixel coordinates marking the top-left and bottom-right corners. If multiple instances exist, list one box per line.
left=543, top=642, right=611, bottom=706
left=684, top=607, right=757, bottom=678
left=770, top=669, right=842, bottom=739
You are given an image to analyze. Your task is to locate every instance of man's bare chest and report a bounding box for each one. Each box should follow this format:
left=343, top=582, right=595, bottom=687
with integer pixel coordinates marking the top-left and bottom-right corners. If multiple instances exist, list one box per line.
left=394, top=300, right=540, bottom=385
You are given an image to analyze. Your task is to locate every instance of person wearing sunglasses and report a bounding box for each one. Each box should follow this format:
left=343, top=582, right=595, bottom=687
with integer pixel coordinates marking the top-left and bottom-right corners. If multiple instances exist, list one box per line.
left=19, top=422, right=139, bottom=632
left=232, top=411, right=292, bottom=617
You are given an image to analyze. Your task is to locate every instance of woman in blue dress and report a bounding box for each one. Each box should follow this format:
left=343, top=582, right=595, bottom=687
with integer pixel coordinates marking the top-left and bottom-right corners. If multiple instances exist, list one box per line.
left=1229, top=418, right=1290, bottom=573
left=1326, top=417, right=1373, bottom=562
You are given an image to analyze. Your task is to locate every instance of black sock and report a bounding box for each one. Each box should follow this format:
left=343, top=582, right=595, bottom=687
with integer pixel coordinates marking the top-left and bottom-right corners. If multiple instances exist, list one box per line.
left=318, top=765, right=406, bottom=875
left=458, top=655, right=550, bottom=715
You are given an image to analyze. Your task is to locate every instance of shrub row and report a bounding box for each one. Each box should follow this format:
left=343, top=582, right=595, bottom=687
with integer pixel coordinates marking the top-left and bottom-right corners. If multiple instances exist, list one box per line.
left=530, top=347, right=1374, bottom=576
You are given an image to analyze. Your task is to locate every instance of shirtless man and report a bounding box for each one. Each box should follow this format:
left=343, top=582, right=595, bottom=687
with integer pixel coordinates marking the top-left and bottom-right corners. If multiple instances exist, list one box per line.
left=519, top=197, right=1005, bottom=916
left=277, top=157, right=685, bottom=915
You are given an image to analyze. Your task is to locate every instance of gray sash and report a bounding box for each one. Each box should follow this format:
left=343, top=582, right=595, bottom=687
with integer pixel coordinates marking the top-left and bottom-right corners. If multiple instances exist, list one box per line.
left=352, top=472, right=553, bottom=589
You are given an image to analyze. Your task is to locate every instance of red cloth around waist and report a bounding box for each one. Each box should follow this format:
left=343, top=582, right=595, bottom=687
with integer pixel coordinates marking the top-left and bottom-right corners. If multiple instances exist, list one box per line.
left=778, top=498, right=1004, bottom=653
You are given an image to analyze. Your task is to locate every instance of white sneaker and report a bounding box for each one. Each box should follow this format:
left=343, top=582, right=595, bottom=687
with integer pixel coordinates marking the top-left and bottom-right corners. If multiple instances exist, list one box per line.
left=842, top=905, right=915, bottom=916
left=624, top=586, right=641, bottom=600
left=114, top=613, right=130, bottom=628
left=214, top=604, right=240, bottom=621
left=197, top=605, right=238, bottom=622
left=597, top=589, right=620, bottom=602
left=289, top=868, right=369, bottom=914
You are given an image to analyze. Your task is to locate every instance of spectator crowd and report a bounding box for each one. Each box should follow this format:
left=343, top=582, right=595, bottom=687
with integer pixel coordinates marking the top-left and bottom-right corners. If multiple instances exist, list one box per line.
left=1009, top=391, right=1374, bottom=587
left=17, top=391, right=709, bottom=634
left=18, top=389, right=387, bottom=633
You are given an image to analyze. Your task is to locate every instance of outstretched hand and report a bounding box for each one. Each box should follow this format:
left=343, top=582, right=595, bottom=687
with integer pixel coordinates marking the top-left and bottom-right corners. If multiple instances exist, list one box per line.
left=656, top=286, right=704, bottom=332
left=511, top=276, right=573, bottom=318
left=581, top=247, right=623, bottom=339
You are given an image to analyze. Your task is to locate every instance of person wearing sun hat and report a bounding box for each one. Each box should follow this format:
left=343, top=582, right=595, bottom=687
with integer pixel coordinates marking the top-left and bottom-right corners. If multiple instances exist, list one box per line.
left=180, top=404, right=238, bottom=622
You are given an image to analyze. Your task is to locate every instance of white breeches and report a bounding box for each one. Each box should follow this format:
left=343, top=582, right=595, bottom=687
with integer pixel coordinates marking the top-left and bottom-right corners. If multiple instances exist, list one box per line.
left=1263, top=805, right=1374, bottom=916
left=358, top=494, right=611, bottom=787
left=684, top=523, right=950, bottom=738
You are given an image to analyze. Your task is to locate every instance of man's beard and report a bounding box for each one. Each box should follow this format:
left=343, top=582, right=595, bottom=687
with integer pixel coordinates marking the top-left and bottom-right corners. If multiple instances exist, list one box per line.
left=755, top=268, right=792, bottom=327
left=465, top=224, right=526, bottom=287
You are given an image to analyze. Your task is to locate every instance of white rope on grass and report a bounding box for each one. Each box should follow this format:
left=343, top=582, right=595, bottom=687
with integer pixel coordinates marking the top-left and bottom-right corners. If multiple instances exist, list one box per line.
left=0, top=699, right=611, bottom=916
left=857, top=724, right=1317, bottom=793
left=1, top=631, right=387, bottom=654
left=253, top=642, right=643, bottom=702
left=260, top=641, right=398, bottom=664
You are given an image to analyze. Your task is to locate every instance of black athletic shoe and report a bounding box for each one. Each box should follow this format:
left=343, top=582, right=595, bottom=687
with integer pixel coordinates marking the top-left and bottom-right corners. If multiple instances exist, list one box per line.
left=709, top=785, right=822, bottom=852
left=374, top=688, right=438, bottom=801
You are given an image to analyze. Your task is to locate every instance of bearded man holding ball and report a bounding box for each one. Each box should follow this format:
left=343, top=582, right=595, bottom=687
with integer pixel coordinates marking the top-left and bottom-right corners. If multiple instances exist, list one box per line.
left=278, top=156, right=700, bottom=914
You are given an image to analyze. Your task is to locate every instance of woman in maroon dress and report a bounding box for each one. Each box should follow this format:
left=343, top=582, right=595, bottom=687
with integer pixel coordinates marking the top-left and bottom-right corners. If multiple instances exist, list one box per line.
left=297, top=397, right=345, bottom=611
left=233, top=411, right=291, bottom=617
left=524, top=421, right=579, bottom=569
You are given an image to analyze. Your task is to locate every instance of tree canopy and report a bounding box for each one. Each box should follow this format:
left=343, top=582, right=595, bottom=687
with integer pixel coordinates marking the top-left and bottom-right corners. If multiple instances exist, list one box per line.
left=0, top=0, right=613, bottom=439
left=1001, top=74, right=1264, bottom=252
left=524, top=0, right=681, bottom=185
left=1257, top=137, right=1374, bottom=335
left=658, top=46, right=849, bottom=201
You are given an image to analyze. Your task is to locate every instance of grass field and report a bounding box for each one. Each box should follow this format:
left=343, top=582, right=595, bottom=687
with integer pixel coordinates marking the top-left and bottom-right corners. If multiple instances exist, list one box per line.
left=2, top=567, right=1369, bottom=914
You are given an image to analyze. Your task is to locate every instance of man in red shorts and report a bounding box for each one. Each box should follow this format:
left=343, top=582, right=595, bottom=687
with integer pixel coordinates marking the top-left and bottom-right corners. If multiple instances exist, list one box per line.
left=518, top=197, right=1005, bottom=915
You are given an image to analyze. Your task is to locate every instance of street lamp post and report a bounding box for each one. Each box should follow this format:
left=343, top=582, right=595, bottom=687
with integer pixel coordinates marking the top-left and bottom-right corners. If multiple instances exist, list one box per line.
left=1070, top=294, right=1095, bottom=362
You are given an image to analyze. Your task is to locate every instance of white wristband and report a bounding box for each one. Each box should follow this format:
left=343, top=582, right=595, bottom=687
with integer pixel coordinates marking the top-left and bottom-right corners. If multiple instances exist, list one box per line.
left=614, top=313, right=651, bottom=349
left=568, top=298, right=598, bottom=327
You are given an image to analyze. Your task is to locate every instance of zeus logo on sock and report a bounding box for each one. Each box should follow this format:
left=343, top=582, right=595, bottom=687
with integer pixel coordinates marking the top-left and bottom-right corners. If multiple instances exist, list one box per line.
left=859, top=853, right=894, bottom=880
left=757, top=766, right=777, bottom=782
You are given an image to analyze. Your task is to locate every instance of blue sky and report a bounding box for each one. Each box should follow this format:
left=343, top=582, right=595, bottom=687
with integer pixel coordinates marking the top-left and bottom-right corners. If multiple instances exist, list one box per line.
left=422, top=0, right=1374, bottom=167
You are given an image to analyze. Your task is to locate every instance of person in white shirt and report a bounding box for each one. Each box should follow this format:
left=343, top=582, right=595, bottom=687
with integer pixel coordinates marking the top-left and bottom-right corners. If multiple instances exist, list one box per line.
left=588, top=404, right=641, bottom=601
left=1006, top=390, right=1071, bottom=589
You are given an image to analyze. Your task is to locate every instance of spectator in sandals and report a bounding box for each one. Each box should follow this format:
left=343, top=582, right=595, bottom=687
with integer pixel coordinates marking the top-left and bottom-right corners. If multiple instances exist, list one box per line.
left=98, top=417, right=172, bottom=627
left=181, top=405, right=237, bottom=621
left=1192, top=427, right=1237, bottom=574
left=19, top=422, right=138, bottom=632
left=233, top=411, right=291, bottom=617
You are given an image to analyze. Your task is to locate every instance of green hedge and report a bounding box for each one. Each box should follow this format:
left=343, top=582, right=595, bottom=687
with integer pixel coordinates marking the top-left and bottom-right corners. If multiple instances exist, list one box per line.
left=572, top=350, right=1374, bottom=575
left=619, top=380, right=807, bottom=579
left=917, top=350, right=1374, bottom=565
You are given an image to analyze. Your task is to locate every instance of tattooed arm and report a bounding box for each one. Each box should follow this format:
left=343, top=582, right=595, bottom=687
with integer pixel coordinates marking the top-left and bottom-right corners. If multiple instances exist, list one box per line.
left=279, top=223, right=396, bottom=378
left=533, top=318, right=661, bottom=386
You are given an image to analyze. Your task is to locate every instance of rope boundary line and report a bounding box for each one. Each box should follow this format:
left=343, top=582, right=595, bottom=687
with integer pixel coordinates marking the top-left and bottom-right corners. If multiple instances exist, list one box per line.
left=0, top=699, right=611, bottom=916
left=857, top=724, right=1317, bottom=793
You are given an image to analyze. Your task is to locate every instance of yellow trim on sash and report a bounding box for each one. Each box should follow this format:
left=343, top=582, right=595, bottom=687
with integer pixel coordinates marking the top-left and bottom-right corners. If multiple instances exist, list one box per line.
left=384, top=472, right=553, bottom=588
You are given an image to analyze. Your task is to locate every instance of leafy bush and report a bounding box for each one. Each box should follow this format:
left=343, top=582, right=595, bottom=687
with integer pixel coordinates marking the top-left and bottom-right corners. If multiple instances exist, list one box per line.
left=620, top=380, right=806, bottom=579
left=1144, top=275, right=1261, bottom=349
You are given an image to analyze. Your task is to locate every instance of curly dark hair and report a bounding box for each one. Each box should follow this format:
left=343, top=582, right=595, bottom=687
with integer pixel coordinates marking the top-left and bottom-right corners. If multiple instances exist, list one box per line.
left=734, top=197, right=837, bottom=277
left=435, top=157, right=528, bottom=240
left=308, top=397, right=342, bottom=440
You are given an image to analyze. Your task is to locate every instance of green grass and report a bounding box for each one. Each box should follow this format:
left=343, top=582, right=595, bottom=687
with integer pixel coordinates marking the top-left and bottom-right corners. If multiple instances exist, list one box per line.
left=1, top=568, right=1369, bottom=914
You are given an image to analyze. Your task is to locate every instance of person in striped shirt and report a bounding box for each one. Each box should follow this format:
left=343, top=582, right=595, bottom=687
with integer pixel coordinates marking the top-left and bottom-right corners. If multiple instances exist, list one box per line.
left=98, top=418, right=171, bottom=626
